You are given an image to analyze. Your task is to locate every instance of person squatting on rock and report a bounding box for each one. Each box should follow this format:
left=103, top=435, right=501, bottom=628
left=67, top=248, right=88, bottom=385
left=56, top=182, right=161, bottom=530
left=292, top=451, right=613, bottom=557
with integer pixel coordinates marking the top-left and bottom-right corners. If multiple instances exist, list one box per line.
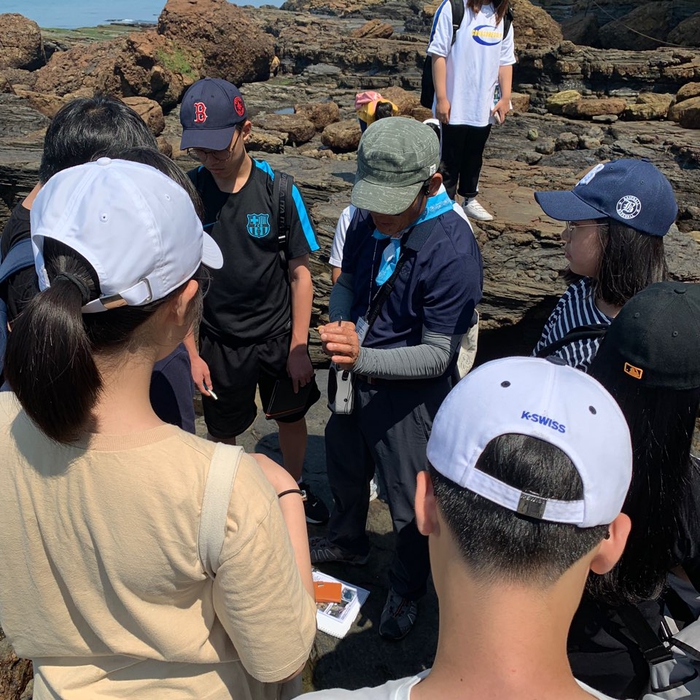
left=532, top=159, right=676, bottom=371
left=428, top=0, right=515, bottom=222
left=311, top=117, right=483, bottom=640
left=0, top=95, right=198, bottom=432
left=0, top=158, right=316, bottom=699
left=354, top=91, right=399, bottom=133
left=179, top=78, right=329, bottom=525
left=567, top=281, right=700, bottom=699
left=305, top=356, right=633, bottom=699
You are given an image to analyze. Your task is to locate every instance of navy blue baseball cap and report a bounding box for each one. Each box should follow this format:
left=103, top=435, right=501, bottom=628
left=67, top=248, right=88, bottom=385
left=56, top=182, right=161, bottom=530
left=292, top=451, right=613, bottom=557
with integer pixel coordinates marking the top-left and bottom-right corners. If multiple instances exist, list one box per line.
left=534, top=159, right=678, bottom=237
left=179, top=78, right=248, bottom=151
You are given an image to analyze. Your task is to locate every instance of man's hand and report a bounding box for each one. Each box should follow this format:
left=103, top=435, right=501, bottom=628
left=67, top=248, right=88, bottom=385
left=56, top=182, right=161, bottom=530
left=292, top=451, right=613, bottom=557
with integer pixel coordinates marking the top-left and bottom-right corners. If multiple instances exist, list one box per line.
left=436, top=97, right=451, bottom=124
left=319, top=321, right=360, bottom=370
left=287, top=344, right=314, bottom=393
left=190, top=354, right=213, bottom=397
left=491, top=97, right=510, bottom=124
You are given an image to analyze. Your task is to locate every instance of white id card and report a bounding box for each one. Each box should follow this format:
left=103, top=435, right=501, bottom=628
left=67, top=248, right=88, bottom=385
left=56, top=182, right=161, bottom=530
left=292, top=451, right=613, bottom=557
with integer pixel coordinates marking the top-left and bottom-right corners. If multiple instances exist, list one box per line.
left=356, top=316, right=369, bottom=345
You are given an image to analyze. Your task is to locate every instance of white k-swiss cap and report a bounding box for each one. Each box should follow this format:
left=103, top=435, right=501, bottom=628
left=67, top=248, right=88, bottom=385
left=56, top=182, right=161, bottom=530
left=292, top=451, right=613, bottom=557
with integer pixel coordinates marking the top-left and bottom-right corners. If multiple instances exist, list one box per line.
left=426, top=357, right=633, bottom=528
left=31, top=158, right=223, bottom=313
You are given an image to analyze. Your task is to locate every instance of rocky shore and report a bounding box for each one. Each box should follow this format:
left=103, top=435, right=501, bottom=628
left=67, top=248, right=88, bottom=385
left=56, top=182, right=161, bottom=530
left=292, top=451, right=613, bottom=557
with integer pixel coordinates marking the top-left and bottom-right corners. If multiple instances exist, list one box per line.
left=1, top=1, right=698, bottom=366
left=0, top=0, right=699, bottom=696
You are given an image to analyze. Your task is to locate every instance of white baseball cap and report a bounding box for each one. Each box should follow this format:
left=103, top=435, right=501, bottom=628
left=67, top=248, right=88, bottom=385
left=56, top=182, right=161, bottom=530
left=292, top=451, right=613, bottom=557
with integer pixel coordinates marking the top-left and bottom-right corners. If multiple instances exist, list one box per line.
left=426, top=357, right=633, bottom=528
left=31, top=158, right=223, bottom=313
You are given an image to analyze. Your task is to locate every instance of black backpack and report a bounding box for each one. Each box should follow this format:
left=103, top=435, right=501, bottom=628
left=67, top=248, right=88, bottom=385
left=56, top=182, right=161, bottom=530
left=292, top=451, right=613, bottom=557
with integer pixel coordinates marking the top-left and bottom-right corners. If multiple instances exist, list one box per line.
left=420, top=1, right=513, bottom=109
left=0, top=237, right=34, bottom=383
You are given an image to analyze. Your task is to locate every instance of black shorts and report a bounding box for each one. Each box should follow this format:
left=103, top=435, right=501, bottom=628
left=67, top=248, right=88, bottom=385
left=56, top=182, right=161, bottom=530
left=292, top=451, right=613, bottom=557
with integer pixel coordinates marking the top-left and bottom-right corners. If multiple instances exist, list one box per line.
left=199, top=332, right=320, bottom=439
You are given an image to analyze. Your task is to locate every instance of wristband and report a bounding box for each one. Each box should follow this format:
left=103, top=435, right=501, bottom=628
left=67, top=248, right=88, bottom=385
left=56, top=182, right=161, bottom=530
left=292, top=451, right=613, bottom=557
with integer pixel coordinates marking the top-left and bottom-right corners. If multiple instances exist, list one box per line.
left=278, top=488, right=307, bottom=501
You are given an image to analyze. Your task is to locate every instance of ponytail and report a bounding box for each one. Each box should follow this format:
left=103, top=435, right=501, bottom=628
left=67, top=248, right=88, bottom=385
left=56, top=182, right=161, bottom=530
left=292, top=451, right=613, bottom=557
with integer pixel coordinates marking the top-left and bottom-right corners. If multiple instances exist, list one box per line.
left=5, top=239, right=204, bottom=444
left=5, top=247, right=101, bottom=443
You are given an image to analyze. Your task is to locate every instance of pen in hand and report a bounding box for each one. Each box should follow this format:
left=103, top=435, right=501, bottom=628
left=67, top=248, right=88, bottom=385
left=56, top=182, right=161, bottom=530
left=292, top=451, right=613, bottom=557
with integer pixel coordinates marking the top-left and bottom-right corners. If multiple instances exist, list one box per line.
left=202, top=381, right=218, bottom=401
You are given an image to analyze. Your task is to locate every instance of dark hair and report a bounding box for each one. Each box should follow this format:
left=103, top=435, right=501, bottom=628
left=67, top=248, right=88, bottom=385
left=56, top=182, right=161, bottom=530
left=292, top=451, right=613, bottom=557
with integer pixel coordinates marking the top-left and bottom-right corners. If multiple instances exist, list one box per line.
left=430, top=434, right=608, bottom=585
left=5, top=240, right=201, bottom=444
left=39, top=95, right=158, bottom=183
left=374, top=100, right=395, bottom=121
left=468, top=0, right=509, bottom=24
left=424, top=121, right=441, bottom=141
left=116, top=148, right=205, bottom=221
left=587, top=362, right=700, bottom=605
left=7, top=150, right=207, bottom=443
left=593, top=220, right=667, bottom=307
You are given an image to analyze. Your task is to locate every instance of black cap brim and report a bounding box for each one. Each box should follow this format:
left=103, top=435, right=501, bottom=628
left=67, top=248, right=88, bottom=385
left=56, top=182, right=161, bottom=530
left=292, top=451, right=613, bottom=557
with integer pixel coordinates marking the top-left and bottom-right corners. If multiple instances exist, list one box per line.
left=180, top=126, right=236, bottom=152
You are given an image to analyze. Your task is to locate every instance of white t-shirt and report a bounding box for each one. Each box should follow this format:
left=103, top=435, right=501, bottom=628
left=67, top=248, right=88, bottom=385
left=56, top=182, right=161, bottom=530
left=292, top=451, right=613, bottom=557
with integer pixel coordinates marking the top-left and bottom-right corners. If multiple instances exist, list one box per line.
left=328, top=186, right=472, bottom=268
left=427, top=0, right=516, bottom=126
left=303, top=670, right=617, bottom=699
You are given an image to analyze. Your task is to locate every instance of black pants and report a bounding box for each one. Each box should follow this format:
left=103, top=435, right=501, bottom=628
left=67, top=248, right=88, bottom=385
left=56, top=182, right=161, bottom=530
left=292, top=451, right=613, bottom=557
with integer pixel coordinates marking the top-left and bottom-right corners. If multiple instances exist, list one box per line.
left=324, top=376, right=451, bottom=600
left=440, top=123, right=492, bottom=200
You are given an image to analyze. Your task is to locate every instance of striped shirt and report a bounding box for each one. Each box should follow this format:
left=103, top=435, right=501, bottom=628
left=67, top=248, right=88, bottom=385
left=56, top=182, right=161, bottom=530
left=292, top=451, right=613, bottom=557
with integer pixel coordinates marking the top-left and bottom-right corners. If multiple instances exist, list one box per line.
left=533, top=277, right=612, bottom=372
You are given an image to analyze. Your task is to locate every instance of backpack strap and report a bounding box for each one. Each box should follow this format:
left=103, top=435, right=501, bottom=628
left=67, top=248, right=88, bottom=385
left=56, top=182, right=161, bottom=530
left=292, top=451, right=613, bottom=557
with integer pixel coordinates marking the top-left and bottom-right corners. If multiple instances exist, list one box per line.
left=618, top=604, right=674, bottom=666
left=0, top=237, right=34, bottom=376
left=0, top=238, right=34, bottom=285
left=503, top=7, right=513, bottom=39
left=198, top=443, right=244, bottom=579
left=273, top=170, right=294, bottom=263
left=449, top=0, right=465, bottom=44
left=534, top=323, right=608, bottom=359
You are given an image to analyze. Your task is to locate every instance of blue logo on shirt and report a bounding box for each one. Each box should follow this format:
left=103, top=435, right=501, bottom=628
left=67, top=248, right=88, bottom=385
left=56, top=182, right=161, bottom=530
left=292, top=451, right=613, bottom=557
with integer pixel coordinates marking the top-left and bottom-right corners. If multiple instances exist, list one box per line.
left=472, top=25, right=502, bottom=46
left=247, top=213, right=271, bottom=239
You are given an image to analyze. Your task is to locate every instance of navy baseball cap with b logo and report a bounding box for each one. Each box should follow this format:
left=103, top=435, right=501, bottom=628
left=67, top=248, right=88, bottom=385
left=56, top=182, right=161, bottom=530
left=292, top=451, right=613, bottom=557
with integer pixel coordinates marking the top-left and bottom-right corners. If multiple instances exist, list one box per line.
left=534, top=159, right=678, bottom=237
left=180, top=78, right=248, bottom=151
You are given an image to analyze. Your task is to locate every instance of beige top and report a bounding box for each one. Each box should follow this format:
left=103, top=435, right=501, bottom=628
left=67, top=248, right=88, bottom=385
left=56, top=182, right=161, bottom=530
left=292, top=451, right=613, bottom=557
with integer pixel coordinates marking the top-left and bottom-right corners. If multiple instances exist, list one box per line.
left=0, top=393, right=316, bottom=700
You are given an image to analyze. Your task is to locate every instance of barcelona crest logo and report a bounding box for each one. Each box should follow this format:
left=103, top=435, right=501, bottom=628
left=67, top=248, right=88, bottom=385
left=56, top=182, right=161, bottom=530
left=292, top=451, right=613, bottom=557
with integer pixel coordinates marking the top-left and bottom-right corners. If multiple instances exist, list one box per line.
left=247, top=213, right=271, bottom=239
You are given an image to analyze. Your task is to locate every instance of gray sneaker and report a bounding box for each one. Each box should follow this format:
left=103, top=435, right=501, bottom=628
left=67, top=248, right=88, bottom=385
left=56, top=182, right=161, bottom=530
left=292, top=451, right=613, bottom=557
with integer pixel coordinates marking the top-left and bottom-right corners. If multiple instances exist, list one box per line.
left=379, top=589, right=418, bottom=640
left=309, top=536, right=370, bottom=565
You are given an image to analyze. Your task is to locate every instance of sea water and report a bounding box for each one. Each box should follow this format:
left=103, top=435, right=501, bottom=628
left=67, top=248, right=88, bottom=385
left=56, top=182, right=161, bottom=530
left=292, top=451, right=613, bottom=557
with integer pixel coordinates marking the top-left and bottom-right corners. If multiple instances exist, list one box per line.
left=0, top=0, right=284, bottom=29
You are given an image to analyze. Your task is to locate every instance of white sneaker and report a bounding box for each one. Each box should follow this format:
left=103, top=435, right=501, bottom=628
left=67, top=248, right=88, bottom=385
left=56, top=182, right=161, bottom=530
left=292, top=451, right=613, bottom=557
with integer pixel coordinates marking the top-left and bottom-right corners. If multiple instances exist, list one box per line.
left=463, top=198, right=494, bottom=221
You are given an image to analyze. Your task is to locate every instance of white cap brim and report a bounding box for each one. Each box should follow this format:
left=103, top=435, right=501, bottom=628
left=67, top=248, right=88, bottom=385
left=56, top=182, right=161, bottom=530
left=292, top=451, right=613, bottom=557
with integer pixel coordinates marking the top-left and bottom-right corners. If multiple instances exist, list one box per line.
left=202, top=231, right=223, bottom=269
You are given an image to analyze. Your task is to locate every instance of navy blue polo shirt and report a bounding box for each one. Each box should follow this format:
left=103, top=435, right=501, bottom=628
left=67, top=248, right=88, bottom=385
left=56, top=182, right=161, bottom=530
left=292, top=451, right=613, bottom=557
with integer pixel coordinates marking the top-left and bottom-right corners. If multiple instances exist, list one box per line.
left=341, top=208, right=483, bottom=350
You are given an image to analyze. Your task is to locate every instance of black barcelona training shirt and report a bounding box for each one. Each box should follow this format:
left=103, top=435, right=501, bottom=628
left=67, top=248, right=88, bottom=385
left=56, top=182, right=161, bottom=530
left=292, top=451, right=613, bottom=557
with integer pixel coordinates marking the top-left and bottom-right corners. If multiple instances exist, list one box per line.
left=189, top=160, right=319, bottom=345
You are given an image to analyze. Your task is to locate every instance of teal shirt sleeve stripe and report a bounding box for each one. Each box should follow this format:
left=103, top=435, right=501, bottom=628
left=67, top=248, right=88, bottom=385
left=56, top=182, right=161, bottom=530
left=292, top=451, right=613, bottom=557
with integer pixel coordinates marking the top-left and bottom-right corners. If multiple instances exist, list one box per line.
left=291, top=184, right=320, bottom=252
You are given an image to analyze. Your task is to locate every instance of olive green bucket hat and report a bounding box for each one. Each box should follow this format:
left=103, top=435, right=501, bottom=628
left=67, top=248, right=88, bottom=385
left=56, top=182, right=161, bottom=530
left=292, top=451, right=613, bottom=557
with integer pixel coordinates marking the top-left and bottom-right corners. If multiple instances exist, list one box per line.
left=351, top=117, right=440, bottom=216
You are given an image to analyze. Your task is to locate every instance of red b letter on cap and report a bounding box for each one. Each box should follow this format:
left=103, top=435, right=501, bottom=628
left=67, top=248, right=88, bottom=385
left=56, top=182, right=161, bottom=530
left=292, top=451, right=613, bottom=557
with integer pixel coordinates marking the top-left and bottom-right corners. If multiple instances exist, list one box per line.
left=193, top=102, right=207, bottom=124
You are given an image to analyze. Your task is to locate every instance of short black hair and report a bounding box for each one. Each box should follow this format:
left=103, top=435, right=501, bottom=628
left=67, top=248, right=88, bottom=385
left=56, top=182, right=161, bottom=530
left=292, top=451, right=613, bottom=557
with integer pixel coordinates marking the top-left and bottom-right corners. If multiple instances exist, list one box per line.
left=39, top=95, right=158, bottom=183
left=430, top=434, right=608, bottom=585
left=117, top=147, right=205, bottom=221
left=374, top=100, right=395, bottom=121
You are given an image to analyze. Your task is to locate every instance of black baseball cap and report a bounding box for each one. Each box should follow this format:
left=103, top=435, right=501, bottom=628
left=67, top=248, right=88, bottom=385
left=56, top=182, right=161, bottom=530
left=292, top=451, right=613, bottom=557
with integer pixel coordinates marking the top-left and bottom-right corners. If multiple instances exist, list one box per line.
left=179, top=78, right=248, bottom=151
left=592, top=282, right=700, bottom=390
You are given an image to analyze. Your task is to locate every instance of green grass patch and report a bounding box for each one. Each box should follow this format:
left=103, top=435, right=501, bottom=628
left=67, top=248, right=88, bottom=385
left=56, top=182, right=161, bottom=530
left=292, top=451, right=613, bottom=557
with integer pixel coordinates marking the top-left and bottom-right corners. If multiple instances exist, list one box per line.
left=156, top=45, right=199, bottom=81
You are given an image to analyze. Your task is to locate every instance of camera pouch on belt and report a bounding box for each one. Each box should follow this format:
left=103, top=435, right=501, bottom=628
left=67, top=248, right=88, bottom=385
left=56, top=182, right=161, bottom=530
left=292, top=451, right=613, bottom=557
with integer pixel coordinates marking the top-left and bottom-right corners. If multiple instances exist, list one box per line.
left=328, top=364, right=355, bottom=415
